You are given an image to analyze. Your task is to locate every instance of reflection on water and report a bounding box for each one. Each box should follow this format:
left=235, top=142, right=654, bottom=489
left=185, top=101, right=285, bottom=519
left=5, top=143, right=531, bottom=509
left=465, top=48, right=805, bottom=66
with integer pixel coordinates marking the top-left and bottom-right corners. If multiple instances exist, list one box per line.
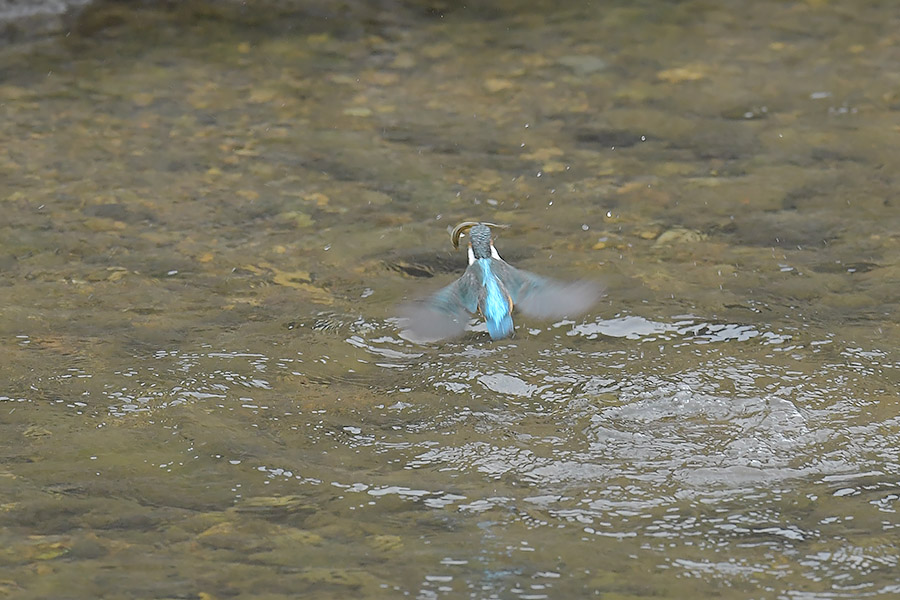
left=1, top=0, right=899, bottom=597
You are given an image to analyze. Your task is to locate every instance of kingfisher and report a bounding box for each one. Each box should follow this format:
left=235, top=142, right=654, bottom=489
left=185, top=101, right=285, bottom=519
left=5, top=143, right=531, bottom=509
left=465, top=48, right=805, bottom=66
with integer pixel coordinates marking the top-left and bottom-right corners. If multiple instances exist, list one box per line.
left=399, top=221, right=603, bottom=342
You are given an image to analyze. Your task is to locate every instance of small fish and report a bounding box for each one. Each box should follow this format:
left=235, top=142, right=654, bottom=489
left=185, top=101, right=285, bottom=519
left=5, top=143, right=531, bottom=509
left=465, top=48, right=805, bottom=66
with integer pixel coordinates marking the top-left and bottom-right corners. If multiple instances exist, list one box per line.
left=399, top=221, right=603, bottom=342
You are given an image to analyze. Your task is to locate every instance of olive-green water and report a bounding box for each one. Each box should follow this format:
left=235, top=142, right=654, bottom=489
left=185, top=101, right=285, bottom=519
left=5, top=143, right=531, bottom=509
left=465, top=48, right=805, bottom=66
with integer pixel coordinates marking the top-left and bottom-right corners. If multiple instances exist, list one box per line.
left=1, top=1, right=899, bottom=598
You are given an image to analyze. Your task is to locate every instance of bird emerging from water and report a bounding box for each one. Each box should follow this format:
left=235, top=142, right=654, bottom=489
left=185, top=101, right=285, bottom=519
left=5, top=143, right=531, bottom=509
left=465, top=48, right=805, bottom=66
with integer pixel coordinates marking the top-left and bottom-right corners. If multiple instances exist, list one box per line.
left=399, top=221, right=603, bottom=342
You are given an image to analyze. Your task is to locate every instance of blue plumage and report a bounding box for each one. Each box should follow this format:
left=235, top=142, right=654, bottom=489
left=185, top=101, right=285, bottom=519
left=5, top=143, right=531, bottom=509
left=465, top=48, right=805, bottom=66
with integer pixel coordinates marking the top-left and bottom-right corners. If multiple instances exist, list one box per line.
left=478, top=258, right=513, bottom=340
left=399, top=222, right=603, bottom=342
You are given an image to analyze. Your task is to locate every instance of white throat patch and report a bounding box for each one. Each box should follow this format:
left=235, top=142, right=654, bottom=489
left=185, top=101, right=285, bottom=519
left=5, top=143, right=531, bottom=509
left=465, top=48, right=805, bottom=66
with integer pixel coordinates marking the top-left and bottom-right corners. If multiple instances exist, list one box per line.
left=468, top=243, right=503, bottom=265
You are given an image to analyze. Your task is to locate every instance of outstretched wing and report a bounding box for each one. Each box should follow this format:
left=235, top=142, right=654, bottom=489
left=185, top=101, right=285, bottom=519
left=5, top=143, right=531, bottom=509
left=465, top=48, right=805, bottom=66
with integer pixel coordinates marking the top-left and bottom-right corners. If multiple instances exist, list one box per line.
left=491, top=260, right=604, bottom=320
left=398, top=270, right=480, bottom=342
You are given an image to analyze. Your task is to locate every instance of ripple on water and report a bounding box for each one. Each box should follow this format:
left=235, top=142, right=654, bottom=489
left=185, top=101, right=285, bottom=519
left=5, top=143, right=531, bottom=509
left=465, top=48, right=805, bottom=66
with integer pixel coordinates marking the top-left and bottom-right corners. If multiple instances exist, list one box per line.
left=10, top=311, right=897, bottom=597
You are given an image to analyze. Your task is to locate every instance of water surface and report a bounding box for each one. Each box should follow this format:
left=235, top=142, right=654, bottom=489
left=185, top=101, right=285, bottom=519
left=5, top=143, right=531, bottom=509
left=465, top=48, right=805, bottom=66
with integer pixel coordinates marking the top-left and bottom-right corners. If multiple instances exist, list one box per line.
left=1, top=1, right=899, bottom=598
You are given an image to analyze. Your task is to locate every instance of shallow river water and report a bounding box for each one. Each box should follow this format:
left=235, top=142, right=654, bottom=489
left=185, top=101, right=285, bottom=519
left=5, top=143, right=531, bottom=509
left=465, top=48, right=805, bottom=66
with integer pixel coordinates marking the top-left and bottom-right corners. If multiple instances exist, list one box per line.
left=1, top=1, right=899, bottom=598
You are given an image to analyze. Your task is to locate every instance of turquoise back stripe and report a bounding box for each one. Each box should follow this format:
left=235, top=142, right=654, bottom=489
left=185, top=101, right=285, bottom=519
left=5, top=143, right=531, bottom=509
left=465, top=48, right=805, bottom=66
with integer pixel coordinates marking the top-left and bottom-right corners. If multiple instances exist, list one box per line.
left=479, top=259, right=513, bottom=339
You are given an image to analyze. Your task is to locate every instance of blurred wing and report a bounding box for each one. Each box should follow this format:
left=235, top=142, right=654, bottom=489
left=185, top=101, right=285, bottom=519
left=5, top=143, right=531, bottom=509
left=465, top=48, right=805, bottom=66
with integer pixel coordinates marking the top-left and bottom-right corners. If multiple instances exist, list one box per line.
left=492, top=261, right=604, bottom=320
left=398, top=271, right=479, bottom=342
